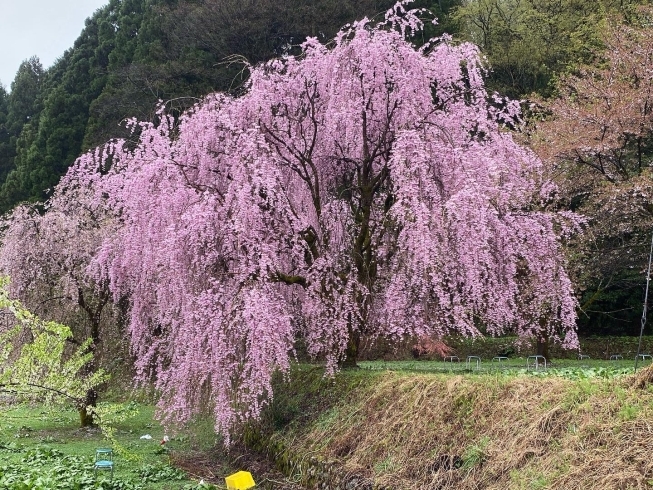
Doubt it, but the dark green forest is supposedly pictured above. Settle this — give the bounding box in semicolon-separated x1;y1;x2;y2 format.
0;0;651;337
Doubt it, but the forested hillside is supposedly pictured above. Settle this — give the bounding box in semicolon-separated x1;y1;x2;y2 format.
0;0;410;212
0;0;650;338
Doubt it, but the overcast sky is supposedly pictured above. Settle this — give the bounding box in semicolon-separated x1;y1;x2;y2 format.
0;0;109;90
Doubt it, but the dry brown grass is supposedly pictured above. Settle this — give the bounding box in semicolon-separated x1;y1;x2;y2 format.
277;370;653;489
633;363;653;390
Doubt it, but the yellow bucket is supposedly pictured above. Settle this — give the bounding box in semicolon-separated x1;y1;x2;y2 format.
225;470;256;489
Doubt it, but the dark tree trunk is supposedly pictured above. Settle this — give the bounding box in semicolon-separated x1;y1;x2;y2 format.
341;328;361;368
78;388;98;427
536;336;550;361
75;286;110;427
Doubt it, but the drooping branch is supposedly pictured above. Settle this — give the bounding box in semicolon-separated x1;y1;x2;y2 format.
48;3;579;442
271;272;307;288
0;381;82;404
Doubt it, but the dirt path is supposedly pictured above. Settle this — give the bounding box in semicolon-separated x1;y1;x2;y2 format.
172;444;307;489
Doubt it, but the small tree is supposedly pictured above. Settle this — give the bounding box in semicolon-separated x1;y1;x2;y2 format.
0;177;121;352
0;278;108;426
532;8;653;331
0;183;120;424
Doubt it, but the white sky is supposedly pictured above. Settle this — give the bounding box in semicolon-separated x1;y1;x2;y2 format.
0;0;109;90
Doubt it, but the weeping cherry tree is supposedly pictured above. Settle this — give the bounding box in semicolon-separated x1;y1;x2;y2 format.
60;2;580;440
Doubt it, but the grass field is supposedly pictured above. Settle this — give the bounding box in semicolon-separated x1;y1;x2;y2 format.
0;402;222;489
360;356;653;377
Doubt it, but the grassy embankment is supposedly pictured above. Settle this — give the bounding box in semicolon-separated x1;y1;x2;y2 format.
248;360;653;489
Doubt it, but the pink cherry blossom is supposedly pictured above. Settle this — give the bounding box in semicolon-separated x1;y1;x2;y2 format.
34;2;579;442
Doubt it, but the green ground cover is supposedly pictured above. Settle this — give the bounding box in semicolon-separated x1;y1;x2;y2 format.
0;402;220;490
3;358;653;489
360;356;652;377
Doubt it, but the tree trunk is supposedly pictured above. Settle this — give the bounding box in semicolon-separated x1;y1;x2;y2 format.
75;287;108;427
340;328;360;368
78;388;98;427
536;336;550;361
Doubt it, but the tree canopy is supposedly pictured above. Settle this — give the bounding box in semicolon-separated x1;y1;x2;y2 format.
2;0;637;213
453;0;636;97
54;4;580;440
2;0;652;441
532;7;653;334
0;277;108;424
0;0;403;213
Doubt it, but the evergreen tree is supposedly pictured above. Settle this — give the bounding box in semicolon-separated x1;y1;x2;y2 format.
0;58;44;211
0;85;12;184
6;57;44;135
85;0;401;146
0;8;113;211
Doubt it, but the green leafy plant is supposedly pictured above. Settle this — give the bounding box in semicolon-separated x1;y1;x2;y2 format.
0;277;109;426
138;463;187;483
0;443;142;490
619;404;640;421
528;367;633;380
